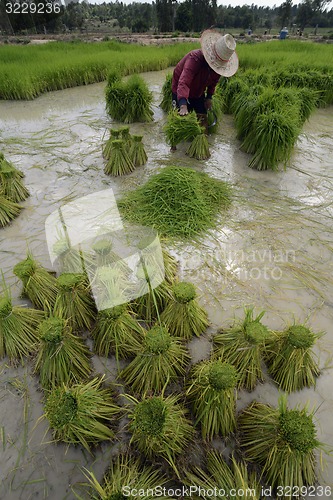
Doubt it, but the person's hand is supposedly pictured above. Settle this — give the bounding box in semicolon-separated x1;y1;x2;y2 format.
204;98;213;111
179;104;188;116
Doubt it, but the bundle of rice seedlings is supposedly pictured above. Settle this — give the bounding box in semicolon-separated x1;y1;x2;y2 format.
129;135;148;167
119;166;232;238
92;239;131;277
213;308;272;391
0;292;43;361
13;254;59;310
118;125;132;146
104;139;135;176
159;72;173;113
81;454;167;500
184;450;261;500
160;282;208;340
186;133;210;160
127;394;194;476
239;395;324;493
119;325;189;394
106;74;153;123
53;273;96;331
0;156;29;203
264;324;321;392
164;110;203;149
43;377;119;450
296;87;319;123
91;304;144;360
0;193;21;227
132;266;173;324
186;359;237;439
102;128;122;160
53;237;94;275
34;316;91;390
92;265;131;312
137;236;178;284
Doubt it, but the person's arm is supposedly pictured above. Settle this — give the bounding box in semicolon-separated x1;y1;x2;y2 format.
176;53;203;111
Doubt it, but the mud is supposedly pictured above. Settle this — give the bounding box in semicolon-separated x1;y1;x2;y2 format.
0;70;332;499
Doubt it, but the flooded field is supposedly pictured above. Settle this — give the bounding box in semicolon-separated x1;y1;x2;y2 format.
0;70;333;499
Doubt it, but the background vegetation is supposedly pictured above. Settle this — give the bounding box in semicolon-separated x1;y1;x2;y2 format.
1;0;333;37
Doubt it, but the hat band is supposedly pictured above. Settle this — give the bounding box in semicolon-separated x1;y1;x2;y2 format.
213;44;230;63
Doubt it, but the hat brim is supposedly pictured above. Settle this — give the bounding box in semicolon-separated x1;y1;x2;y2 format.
201;30;239;77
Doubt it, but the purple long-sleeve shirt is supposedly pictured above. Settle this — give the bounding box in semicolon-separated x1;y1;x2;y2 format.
172;49;221;106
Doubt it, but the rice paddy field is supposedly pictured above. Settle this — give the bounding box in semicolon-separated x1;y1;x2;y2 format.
0;40;333;499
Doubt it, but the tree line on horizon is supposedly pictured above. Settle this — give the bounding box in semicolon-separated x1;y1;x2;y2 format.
1;0;333;36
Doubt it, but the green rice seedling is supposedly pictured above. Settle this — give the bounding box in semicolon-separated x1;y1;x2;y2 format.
264;324;321;392
81;453;167;500
127;394;194;476
118;125;132;146
102;128;122;160
54;273;96;331
186;359;237;439
92;266;131;312
13;254;59;310
184;450;261;500
164;110;203;148
160;72;173;113
34;316;91;390
92;304;144;360
104;139;135;176
106;74;153;123
245;111;300;170
119;325;189;394
137;236;178;284
132;266;173;324
53;237;94;275
221;77;249;114
160;282;208;340
186;133;210;160
213;308;272;391
119;166;232;238
0;156;29;203
92;239;131;277
0;193;21;227
43;377;119;450
296;88;318;123
0;292;43;362
238;394;325;494
129;135;148;167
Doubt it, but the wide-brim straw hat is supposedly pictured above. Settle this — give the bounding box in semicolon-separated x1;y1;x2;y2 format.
201;30;239;77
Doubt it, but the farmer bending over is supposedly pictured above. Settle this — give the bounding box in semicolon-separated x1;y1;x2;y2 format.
172;29;239;131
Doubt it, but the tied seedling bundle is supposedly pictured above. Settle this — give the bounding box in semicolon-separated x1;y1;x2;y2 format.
127;394;194;477
184;450;261;500
119;166;232;239
34;316;91;390
186;133;210;161
102;128;121;160
0;153;29;203
0;192;21;228
213;308;272;391
186;359;237;439
81;454;167;500
160;72;173;113
92;304;144;360
160;282;208;340
92;239;131;277
164;110;203;149
0;292;43;362
106;74;153;123
137;236;178;284
54;273;96;331
43;377;119;450
53;237;94;275
104;139;135;176
119;325;189;394
132;264;173;324
129;135;148;167
93;266;130;312
239;395;324;493
264;324;321;392
13;254;59;310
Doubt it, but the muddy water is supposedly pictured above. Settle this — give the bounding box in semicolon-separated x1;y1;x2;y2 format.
0;70;333;499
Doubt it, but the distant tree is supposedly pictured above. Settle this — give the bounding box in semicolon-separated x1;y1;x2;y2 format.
175;0;192;31
156;0;173;31
278;0;293;28
296;0;314;29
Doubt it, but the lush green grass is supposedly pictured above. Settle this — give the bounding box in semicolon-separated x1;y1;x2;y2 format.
0;40;198;100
